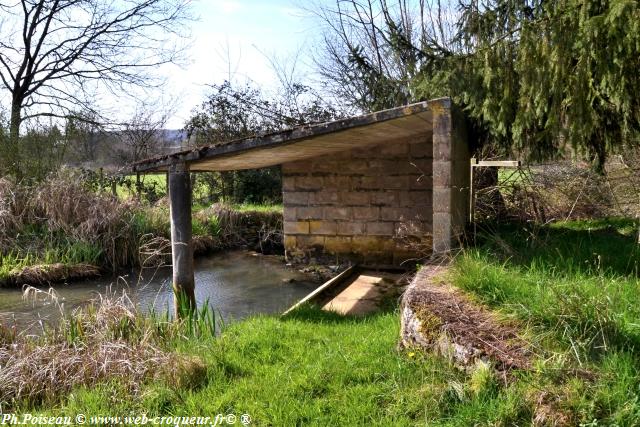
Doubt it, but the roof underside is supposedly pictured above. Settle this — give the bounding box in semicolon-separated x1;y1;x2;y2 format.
132;99;444;173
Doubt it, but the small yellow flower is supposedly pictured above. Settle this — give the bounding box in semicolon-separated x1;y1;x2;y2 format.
408;352;415;358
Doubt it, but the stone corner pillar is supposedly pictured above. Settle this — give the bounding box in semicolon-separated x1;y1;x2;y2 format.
430;98;470;253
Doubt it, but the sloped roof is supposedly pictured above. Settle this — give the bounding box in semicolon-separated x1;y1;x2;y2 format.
132;99;448;173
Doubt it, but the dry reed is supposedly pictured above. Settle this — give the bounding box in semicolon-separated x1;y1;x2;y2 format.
0;289;206;409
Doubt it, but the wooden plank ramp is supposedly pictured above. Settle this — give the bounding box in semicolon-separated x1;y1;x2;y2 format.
283;266;403;316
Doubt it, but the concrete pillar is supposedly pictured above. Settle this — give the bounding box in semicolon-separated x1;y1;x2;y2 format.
168;162;195;317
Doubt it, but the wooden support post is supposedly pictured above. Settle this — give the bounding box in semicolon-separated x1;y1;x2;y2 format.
169;162;195;317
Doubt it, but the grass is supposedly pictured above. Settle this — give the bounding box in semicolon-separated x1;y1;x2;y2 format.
0;241;103;282
230;203;283;213
1;171;282;283
449;218;640;424
6;217;640;424
14;305;540;426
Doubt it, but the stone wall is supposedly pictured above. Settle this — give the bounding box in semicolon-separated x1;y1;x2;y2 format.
282;132;433;266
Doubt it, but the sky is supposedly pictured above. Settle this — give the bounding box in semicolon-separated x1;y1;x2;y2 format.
159;0;319;128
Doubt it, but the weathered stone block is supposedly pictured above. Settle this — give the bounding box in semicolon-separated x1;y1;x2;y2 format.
370;192;398;206
433;141;452;161
433;188;451;213
284;221;309;235
309;220;338;235
339;191;369;206
433;109;452;141
400;191;432;207
409;175;431;190
283;191;309;206
323;175;351;190
324;207;351;220
379;141;409;157
337;221;366;236
367;221;395;236
352;206;379;221
380;207;424;222
338;159;368;174
432;213;453;252
380;176;408;190
352;236;392;252
311;191;339;205
324;236;352;253
367;159;405;174
283;161;311;174
354;176;380;190
395;220;431;237
295;176;322;191
284;235;297;249
432;161;451;188
409;159;433;176
351;146;376;158
297;206;323;220
409;140;433;158
282;177;296;191
284;208;297;221
296;235;325;248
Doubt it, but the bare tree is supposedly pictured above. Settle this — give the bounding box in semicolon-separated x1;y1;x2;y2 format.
65;109;104;163
117;104;170;164
0;0;190;178
310;0;460;112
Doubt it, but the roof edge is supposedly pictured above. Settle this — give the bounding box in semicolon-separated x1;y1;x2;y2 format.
132;98;449;173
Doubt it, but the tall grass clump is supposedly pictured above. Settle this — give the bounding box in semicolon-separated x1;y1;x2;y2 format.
33;169;142;270
0;169;172;278
196;203;283;252
0;288;213;409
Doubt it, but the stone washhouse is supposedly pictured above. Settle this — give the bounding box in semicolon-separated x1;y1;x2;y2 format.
132;98;471;310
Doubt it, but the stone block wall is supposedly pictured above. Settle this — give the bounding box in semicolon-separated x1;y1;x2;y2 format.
282;133;433;266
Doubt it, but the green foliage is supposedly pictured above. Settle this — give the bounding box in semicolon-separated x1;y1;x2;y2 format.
185;81;340;204
22;306;537;425
0;241;102;281
428;0;640;168
0;125;67;182
317;0;640;169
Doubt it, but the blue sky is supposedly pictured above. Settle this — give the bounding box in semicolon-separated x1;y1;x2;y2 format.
162;0;318;127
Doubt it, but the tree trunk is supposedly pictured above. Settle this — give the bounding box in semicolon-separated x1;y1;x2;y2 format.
5;100;22;180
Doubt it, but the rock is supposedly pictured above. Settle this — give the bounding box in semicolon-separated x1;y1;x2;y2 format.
400;265;531;373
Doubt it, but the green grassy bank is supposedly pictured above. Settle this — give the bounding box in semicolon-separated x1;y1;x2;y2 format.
2;218;638;425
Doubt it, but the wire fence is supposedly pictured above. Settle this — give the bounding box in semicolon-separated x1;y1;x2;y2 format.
472;158;640;224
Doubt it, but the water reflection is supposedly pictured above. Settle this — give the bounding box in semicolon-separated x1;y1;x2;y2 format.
0;252;318;330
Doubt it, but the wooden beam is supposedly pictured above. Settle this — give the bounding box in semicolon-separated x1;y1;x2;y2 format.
470;158;521;168
168;162;195;317
282;265;359;316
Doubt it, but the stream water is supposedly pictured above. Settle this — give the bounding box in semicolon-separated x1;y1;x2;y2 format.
0;251;319;331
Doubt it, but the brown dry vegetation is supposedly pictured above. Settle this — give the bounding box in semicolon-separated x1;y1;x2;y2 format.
196;203;283;253
0;290;208;409
476;155;640;223
0;169;140;269
400;265;532;374
0;169;285;286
